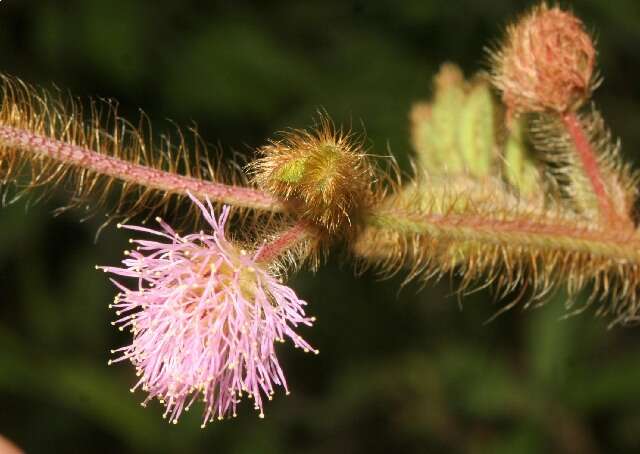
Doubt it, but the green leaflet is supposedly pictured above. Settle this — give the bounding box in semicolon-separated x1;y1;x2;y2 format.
459;83;494;177
411;64;496;177
504;118;541;197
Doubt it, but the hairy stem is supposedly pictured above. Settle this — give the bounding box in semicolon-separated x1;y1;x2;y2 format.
0;126;284;212
365;208;640;261
560;112;620;224
254;221;312;264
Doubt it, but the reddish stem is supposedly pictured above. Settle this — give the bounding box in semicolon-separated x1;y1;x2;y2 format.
0;126;284;212
560;112;618;223
254;221;311;264
370;208;640;261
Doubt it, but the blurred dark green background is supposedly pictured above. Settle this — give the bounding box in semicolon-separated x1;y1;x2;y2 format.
1;1;640;453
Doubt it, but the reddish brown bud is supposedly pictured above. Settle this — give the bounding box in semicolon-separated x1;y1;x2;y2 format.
491;3;596;116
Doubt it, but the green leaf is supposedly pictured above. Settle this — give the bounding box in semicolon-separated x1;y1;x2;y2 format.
411;65;498;177
459;83;495;177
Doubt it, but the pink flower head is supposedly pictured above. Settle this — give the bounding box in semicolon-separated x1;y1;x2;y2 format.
99;195;317;426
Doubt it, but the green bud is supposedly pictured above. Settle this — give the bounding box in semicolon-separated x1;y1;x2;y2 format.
275;157;308;183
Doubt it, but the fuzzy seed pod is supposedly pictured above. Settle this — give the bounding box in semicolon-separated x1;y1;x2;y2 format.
249;118;373;233
491;3;596;116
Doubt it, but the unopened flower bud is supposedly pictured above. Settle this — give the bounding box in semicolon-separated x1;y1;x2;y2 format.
491;3;596;116
250;117;373;233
